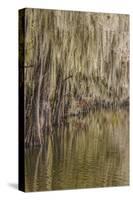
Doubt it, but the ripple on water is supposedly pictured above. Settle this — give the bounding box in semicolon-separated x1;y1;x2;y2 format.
25;109;129;192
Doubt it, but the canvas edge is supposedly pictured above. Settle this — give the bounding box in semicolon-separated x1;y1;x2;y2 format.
18;8;25;192
18;7;130;16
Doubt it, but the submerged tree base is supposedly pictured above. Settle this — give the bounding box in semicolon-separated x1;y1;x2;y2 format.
25;101;129;147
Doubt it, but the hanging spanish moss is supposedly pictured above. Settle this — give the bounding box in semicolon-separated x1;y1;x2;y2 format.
20;9;129;147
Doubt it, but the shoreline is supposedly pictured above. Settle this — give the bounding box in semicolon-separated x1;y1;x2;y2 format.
65;98;129;118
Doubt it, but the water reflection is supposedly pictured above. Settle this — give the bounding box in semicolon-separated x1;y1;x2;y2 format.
25;109;129;192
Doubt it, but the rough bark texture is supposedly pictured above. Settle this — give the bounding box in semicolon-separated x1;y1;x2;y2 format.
21;9;129;146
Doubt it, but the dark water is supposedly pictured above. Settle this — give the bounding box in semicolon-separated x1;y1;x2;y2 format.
25;109;129;192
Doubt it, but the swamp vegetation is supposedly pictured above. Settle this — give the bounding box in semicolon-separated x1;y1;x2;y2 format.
19;8;129;191
19;9;129;146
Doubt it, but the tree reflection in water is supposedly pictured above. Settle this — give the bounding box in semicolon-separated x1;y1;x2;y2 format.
25;109;129;192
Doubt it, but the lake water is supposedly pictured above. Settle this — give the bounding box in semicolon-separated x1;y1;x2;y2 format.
25;109;129;192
